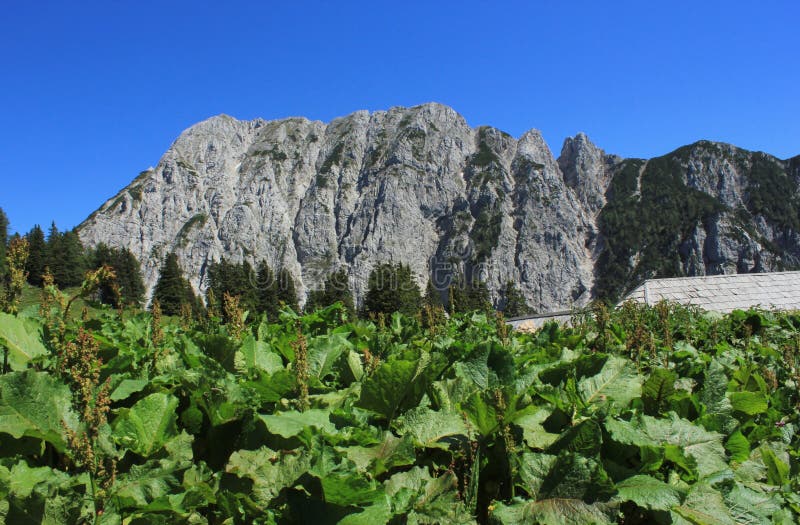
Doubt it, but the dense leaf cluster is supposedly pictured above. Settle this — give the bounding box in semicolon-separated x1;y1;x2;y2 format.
0;294;798;524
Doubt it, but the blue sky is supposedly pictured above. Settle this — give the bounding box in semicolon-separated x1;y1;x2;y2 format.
1;1;798;234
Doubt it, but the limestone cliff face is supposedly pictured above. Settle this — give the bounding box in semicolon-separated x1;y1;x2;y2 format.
77;104;800;309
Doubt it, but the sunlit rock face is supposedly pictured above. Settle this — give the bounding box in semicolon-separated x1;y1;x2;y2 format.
78;104;800;309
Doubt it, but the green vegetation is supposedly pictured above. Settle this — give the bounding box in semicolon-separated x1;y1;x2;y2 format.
470;205;503;262
743;152;800;230
305;268;355;318
500;280;529;317
1;275;800;523
176;213;208;247
151;252;199;316
595;156;724;301
361;262;421;317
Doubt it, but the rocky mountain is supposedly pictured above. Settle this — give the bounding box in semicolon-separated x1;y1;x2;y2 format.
77;103;800;311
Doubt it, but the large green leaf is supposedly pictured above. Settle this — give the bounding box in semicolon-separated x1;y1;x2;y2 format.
698;359;736;434
605;413;728;479
490;498;615;525
729;391;768;416
258;408;335;438
384;467;474;523
578;356;642;409
614;474;685;511
307;332;352;380
226;446;311;506
357;355;432;421
236;335;284;374
671;483;737;525
0;313;48;370
0;370;78;452
513;407;559;450
395;406;470;448
112;392;179;457
343;431;416;475
642;368;677;415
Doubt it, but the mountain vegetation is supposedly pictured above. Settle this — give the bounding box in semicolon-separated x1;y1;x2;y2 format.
0;266;798;523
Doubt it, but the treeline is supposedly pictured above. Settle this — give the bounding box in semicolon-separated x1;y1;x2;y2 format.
152;255;532;320
0;208;145;308
1;207;532;319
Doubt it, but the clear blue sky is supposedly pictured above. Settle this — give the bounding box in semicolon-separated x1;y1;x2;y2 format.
1;0;798;234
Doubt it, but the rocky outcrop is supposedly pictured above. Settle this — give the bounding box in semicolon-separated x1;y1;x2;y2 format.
78;104;800;309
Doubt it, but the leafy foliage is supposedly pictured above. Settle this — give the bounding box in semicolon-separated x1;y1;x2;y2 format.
0;285;799;524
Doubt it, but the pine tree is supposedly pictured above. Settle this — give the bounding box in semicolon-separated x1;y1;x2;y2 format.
306;269;354;316
255;261;280;319
115;248;145;307
501;280;529;317
152;253;194;316
46;224;87;288
0;207;8;280
276;268;299;312
25;225;47;286
206;258;258;320
363;263;421;317
423;278;443;308
90;243;118;305
448;272;492;313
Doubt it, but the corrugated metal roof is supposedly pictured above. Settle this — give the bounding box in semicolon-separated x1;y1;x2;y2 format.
623;271;800;312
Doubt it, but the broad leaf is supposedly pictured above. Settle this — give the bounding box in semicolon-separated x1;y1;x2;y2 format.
614;474;684;511
490;498;615;525
236;335;284;374
0;370;78;452
578;356;641;409
395;406;470;448
343;431;416;475
642;368;677;415
258;408;335;438
113;392;179;457
227;446;311;506
0;313;48;370
357;356;430;421
605;413;727;479
729;391;768;416
109;378;149;402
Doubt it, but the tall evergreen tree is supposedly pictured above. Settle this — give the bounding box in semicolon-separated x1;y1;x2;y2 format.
500;280;529;317
306;269;354;316
276;268;299;312
116;248;145;307
423;278;443;308
362;263;422;317
0;207;8;280
25;225;47;286
152;253;195;315
448;272;492;313
205;258;258;320
255;261;280;319
89;244;145;307
46;224;86;288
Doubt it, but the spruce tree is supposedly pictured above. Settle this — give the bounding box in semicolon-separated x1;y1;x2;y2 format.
363;263;421;317
0;207;8;280
276;268;299;312
206;258;258;319
255;261;279;319
116;248;145;307
306;269;354;316
25;225;47;286
501;280;529;317
448;272;492;313
423;278;443;308
152;253;194;315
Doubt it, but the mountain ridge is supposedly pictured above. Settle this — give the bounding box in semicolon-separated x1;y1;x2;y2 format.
77;103;800;311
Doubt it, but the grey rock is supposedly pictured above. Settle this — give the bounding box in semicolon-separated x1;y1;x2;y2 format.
78;104;800;311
